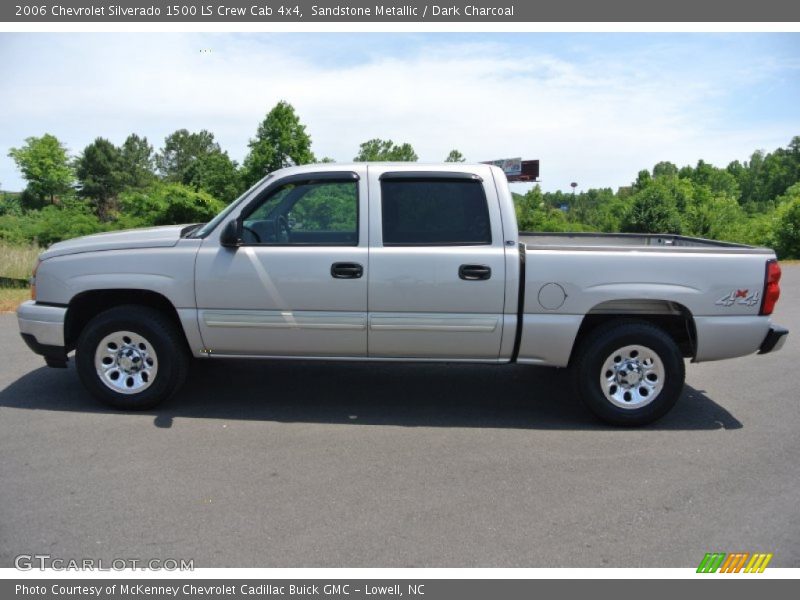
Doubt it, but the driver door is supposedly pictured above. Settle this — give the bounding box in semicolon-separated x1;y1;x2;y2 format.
194;169;369;357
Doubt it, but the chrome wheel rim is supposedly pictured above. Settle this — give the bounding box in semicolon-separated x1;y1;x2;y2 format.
600;344;664;409
94;331;158;394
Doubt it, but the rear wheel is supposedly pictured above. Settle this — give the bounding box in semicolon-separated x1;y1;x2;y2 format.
573;320;685;426
76;305;189;410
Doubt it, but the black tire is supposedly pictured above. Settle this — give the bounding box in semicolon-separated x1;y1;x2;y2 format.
76;305;189;410
572;320;685;426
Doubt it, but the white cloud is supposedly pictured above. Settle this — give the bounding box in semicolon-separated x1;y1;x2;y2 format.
0;33;797;193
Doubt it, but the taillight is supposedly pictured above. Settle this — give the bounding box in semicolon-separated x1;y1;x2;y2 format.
760;259;781;316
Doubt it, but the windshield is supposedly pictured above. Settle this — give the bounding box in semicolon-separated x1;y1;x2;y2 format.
190;175;273;238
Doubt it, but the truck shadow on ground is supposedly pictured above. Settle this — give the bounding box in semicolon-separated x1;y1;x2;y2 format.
0;358;743;431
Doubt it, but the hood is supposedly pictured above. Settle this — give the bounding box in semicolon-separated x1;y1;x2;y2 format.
40;224;189;260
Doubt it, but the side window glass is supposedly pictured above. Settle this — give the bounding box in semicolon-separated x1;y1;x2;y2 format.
381;179;491;245
242;179;358;245
289;183;357;234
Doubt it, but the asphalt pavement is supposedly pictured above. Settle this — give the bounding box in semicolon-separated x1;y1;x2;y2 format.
1;267;798;568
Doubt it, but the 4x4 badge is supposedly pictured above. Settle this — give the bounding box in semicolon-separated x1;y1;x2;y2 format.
716;289;760;307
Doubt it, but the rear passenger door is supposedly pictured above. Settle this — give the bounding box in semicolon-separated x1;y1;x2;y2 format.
367;167;507;360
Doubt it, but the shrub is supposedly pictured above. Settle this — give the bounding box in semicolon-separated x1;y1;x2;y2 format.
774;197;800;259
119;182;225;226
0;202;107;246
622;185;683;234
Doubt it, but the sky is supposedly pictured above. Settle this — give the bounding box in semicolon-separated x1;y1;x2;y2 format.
0;32;798;193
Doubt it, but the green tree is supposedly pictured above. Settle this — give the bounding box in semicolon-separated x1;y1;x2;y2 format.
633;169;652;191
684;159;740;198
445;149;466;162
763;146;799;201
514;186;544;230
185;150;242;204
514;186;577;232
567;188;622;231
0;190;23;217
75;137;125;220
773;183;800;258
684;193;745;240
652;161;679;179
542;189;569;209
354;138;418;162
119;134;156;189
774;198;800;258
622;178;683;234
729;212;776;248
156;129;220;183
8;134;74;207
727;138;800;210
289;183;357;232
242;101;315;187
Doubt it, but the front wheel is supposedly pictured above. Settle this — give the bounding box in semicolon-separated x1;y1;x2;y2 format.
573;320;685;426
76;305;189;410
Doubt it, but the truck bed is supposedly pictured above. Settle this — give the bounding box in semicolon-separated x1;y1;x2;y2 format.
520;232;772;254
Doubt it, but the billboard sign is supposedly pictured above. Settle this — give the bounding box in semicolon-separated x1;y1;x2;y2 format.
484;157;523;176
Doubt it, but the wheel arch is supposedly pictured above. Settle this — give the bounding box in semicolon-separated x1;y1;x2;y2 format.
569;299;697;365
64;289;189;352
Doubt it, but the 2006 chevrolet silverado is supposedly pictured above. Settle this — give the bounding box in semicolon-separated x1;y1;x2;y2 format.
17;163;789;425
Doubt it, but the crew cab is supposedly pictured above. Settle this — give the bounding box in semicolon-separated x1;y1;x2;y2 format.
17;163;789;425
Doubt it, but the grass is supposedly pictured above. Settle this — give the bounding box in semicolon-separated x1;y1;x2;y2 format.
0;241;40;280
0;242;39;311
0;287;29;312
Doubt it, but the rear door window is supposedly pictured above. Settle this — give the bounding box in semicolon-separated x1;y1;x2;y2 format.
380;178;491;246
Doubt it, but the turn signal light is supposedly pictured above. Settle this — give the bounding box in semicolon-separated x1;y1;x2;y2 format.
30;259;40;301
760;259;781;316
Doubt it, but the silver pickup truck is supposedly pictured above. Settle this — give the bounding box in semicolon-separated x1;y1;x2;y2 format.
17;163;788;425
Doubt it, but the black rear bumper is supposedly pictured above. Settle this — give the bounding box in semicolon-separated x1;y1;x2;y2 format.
758;326;789;355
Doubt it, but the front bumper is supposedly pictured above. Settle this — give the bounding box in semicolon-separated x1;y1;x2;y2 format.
17;300;68;367
758;325;789;355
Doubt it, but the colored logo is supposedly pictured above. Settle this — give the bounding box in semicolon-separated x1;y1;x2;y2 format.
697;552;773;573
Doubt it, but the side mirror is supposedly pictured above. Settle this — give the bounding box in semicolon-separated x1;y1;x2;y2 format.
219;219;241;248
